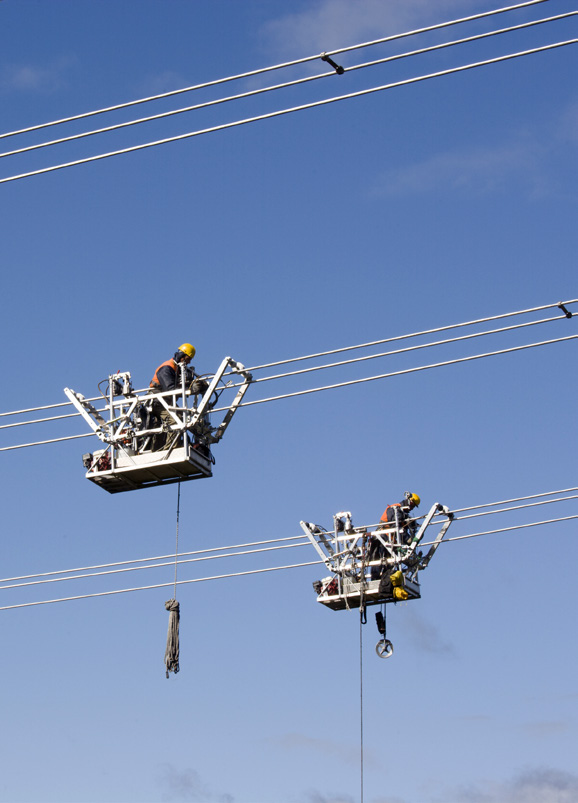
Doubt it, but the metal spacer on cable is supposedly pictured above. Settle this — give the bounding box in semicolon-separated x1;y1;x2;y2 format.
557;302;573;319
321;53;345;74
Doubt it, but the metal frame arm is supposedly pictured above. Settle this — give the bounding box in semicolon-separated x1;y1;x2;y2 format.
420;506;454;568
63;388;108;440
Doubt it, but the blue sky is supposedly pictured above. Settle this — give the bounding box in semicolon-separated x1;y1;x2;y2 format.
0;1;577;802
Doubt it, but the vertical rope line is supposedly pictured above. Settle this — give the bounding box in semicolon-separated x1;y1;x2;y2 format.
173;481;181;596
360;613;364;803
164;481;182;678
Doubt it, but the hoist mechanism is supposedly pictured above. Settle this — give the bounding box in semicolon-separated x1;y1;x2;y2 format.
64;357;252;494
301;503;454;656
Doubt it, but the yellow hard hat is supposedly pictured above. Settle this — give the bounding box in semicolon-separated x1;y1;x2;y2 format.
178;343;196;358
408;492;421;507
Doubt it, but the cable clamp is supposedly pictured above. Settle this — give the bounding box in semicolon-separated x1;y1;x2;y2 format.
557;302;573;319
321;53;345;75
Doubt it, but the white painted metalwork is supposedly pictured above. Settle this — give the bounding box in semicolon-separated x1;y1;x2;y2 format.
301;503;454;611
64;356;252;493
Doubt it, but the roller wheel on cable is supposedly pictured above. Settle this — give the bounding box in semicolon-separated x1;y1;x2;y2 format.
376;638;394;659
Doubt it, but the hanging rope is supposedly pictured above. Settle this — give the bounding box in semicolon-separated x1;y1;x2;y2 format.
359;612;364;803
164;482;181;678
164;598;180;678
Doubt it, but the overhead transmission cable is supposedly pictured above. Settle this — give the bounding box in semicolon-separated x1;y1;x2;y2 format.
0;0;554;142
1;299;575;424
226;310;574;388
0;308;569;431
0;333;575;453
1;38;576;185
1;11;573;162
0;311;575;451
1;513;575;612
1;299;573;420
242;300;577;372
0;540;309;592
224;333;578;411
0;489;575;597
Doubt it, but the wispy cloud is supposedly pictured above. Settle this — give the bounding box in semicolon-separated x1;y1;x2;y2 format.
303;791;356;803
141;69;190;96
518;719;572;738
275;731;374;768
373;137;541;197
372;110;578;201
260;0;466;58
441;767;578;803
157;763;233;803
0;56;75;94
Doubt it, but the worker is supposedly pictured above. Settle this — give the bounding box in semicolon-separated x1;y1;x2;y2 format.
380;492;420;545
149;343;203;450
150;342;197;394
367;492;421;578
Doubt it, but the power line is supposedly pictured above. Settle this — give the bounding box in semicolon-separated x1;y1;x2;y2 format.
236;311;571;388
448;486;578;515
441;514;578;544
232;334;578;410
1;39;575;185
0;560;322;611
0;533;307;584
0;302;575;448
0;0;553;142
1;332;575;452
244;300;578;373
2;12;572;162
0;540;309;592
1;512;575;612
1;489;574;596
0;308;570;433
2;299;573;421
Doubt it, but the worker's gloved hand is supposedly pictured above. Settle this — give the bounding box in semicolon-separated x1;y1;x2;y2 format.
190;378;209;395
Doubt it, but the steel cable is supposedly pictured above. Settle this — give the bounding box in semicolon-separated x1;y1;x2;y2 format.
1;300;574;421
0;491;574;595
1;39;576;185
1;511;576;612
2;12;573;162
0;0;553;142
1;332;576;450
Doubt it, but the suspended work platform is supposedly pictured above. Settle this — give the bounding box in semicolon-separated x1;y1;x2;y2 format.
82;443;214;494
64;356;252;493
301;503;454;611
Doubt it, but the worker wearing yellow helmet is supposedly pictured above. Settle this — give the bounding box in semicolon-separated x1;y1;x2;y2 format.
379;492;421;544
150;343;196;392
149;343;200;450
367;492;422;577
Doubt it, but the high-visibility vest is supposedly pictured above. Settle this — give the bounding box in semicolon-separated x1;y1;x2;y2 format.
380;503;401;523
150;359;177;389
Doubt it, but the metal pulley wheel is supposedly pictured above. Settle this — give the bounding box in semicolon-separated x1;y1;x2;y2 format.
375;638;394;659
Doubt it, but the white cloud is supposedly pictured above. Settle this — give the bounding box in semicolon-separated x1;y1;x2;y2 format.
304;792;356;803
518;719;572;737
157;763;234;803
275;731;369;768
260;0;469;58
441;767;578;803
142;69;190;96
374;137;536;196
371;131;564;199
0;57;75;94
